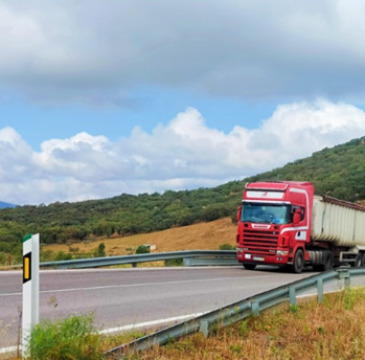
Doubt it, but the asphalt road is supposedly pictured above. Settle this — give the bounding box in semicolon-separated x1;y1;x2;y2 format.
0;265;317;348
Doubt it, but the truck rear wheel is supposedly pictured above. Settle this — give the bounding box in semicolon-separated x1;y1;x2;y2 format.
312;250;334;272
362;252;365;266
291;249;304;273
243;264;256;270
322;251;334;271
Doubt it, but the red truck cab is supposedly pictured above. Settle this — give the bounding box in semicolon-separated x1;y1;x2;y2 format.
236;181;314;273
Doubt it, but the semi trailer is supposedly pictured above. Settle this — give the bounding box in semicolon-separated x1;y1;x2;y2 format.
236;181;365;273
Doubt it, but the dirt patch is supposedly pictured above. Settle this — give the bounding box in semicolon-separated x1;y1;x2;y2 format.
44;218;237;255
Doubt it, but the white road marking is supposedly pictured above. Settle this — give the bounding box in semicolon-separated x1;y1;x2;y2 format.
0;274;282;297
0;346;19;355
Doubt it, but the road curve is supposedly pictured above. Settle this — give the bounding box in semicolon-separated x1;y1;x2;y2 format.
0;266;313;348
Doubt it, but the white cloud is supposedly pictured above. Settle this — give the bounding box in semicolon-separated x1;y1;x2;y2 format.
0;100;364;204
0;1;365;104
0;127;37;181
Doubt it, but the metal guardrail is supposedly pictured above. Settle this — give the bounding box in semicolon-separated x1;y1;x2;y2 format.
106;267;365;358
40;250;238;269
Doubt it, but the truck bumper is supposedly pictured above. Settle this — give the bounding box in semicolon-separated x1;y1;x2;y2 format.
236;248;290;265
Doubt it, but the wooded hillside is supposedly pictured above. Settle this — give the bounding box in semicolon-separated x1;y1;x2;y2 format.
1;135;364;262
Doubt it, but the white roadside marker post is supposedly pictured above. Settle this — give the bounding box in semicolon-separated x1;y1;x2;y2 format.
22;233;40;358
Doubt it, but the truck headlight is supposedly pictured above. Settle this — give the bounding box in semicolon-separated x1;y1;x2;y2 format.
276;250;289;256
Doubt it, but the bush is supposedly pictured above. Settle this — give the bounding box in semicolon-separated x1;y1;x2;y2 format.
219;243;235;250
54;251;72;261
231;210;238;225
0;251;7;266
94;242;106;257
136;245;150;254
29;314;103;360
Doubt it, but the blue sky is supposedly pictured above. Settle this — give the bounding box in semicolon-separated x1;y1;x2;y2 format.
1;1;365;205
0;88;277;150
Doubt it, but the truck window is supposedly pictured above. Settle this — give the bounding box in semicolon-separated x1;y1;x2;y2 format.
241;203;290;224
290;206;305;222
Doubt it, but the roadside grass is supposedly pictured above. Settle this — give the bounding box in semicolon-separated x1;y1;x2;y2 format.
110;260;183;268
1;319;148;360
6;288;365;360
120;287;365;360
27;315;101;360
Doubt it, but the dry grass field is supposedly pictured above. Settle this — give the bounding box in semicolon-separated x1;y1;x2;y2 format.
43;217;237;256
128;288;365;360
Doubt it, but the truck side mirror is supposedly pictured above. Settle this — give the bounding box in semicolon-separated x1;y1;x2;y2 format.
236;206;242;222
293;208;301;225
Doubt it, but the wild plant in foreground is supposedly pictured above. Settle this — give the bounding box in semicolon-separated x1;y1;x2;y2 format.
28;314;103;360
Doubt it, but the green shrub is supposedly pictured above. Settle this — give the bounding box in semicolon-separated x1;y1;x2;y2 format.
94;242;106;257
54;251;72;261
0;251;7;266
29;314;103;360
136;245;150;254
219;243;235;250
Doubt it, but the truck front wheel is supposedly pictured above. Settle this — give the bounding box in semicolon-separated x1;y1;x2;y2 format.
291;249;304;273
243;264;256;270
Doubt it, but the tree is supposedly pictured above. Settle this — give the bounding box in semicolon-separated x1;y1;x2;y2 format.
95;242;106;257
136;245;150;254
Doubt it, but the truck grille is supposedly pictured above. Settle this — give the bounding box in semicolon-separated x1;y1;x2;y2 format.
243;229;279;254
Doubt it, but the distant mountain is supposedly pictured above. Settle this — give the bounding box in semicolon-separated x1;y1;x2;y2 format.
0;201;16;209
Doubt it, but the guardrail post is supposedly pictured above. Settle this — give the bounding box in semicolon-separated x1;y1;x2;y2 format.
183;258;192;266
289;286;296;305
317;277;323;303
344;274;350;288
251;301;260;316
199;320;209;337
337;268;351;289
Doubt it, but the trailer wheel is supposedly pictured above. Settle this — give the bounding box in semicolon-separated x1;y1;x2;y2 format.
362;252;365;266
243;264;256;270
291;249;304;273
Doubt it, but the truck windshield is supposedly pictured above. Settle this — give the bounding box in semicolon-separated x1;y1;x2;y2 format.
241;203;290;224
